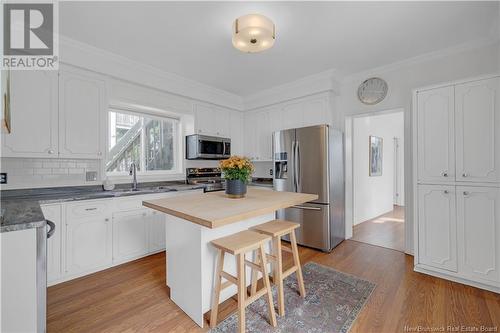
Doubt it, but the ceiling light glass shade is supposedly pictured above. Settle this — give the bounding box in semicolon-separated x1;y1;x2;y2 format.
232;14;275;53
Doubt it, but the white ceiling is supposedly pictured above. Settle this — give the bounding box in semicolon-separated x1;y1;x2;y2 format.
60;1;499;96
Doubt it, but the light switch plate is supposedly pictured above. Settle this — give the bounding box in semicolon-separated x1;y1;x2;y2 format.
0;173;7;184
86;171;98;182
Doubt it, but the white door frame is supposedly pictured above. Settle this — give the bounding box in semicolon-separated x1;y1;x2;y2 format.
344;108;411;254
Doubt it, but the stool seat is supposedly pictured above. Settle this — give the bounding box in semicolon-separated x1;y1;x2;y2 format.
211;230;271;255
250;219;299;237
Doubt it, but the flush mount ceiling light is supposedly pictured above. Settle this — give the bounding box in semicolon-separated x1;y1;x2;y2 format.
232;14;275;53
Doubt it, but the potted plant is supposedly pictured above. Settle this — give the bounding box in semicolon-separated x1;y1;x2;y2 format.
219;156;254;198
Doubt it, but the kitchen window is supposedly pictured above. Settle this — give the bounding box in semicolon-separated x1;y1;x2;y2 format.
106;109;181;175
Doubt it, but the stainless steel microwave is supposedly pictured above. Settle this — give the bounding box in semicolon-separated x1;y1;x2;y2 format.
185;134;231;160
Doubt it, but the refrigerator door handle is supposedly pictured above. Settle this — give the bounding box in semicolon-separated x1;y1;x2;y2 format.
292;140;297;192
296;141;301;192
291;205;322;211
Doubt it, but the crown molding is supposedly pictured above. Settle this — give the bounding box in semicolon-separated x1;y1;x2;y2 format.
59;35;244;111
243;69;340;111
341;35;500;83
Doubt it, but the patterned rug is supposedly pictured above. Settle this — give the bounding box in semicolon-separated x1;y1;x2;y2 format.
210;262;376;333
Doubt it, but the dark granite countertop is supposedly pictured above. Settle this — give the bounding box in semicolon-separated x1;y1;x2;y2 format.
0;181;205;233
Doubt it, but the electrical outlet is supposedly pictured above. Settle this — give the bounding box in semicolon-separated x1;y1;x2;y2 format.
269;169;273;176
86;171;98;182
0;173;7;184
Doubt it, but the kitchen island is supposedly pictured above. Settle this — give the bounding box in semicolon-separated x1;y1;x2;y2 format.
142;188;317;327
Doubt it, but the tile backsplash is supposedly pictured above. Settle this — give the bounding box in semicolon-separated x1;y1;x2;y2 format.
0;158;101;189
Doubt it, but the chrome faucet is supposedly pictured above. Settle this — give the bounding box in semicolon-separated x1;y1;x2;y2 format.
129;163;138;191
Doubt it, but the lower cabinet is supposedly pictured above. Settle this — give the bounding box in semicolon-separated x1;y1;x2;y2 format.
112;209;150;262
417;184;500;290
148;211;166;252
417;184;457;272
65;213;113;276
457;186;500;284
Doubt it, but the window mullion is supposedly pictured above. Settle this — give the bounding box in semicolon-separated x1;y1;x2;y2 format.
140;118;146;172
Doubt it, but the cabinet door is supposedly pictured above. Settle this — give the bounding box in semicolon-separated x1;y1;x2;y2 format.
2;71;58;157
417;86;455;183
457;186;500;284
148;211;166;252
303;96;328;127
59;67;106;159
41;204;62;284
215;107;231;137
282;101;303;130
194;103;216;135
230;111;243;156
66;215;112;275
455;77;500;183
112;210;149;262
243;112;258;159
256;110;272;160
418;185;457;272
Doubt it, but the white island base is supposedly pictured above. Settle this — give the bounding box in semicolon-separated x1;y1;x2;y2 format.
164;212;275;327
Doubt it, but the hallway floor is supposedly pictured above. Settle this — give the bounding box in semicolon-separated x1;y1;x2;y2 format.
351;205;405;252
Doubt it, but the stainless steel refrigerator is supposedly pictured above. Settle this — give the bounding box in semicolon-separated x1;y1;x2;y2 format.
273;124;345;252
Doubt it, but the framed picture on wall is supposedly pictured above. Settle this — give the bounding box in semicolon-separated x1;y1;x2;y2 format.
369;135;382;176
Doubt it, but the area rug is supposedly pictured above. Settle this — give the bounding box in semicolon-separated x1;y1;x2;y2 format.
210;262;376;333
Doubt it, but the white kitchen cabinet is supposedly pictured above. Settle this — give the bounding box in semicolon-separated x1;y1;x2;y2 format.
302;96;329;127
148;210;166;252
243;111;259;160
112;209;150;262
281;101;304;130
194;103;231;138
229;111;244;155
256;110;272;160
2;71;59;158
417;185;457;272
65;200;112;276
417;86;455;183
455;77;500;184
40;204;62;284
59;66;106;159
457;186;500;285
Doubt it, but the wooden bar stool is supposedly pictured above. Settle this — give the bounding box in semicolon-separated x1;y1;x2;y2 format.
250;219;306;316
210;230;277;333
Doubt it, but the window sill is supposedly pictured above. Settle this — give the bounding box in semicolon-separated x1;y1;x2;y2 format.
106;172;185;184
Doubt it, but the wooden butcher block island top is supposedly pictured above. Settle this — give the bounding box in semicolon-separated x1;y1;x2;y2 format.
142;188;318;229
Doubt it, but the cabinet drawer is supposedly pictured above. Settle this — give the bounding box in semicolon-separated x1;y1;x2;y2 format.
66;200;111;219
114;193;175;211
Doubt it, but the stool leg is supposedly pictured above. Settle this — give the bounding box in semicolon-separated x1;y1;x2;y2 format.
210;249;225;328
274;237;285;316
250;250;259;296
290;231;306;297
259;245;277;327
236;253;246;333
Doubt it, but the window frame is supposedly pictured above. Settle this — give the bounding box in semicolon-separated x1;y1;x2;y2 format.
105;106;183;180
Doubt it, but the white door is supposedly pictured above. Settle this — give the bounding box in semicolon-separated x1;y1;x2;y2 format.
112;210;149;262
59;67;106;159
66;215;112;275
148;211;166;252
40;204;62;284
2;71;58;157
457;186;500;284
455;77;500;183
417;86;455;183
418;184;457;272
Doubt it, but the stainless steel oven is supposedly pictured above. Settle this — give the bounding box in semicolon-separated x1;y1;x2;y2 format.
186;134;231;160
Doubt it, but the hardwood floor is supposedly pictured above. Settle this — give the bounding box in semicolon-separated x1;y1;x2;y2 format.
47;240;500;333
351;206;405;252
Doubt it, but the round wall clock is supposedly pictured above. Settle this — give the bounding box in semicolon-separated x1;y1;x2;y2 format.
357;77;388;105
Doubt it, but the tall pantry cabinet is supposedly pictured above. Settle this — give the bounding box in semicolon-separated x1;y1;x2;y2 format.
414;75;500;292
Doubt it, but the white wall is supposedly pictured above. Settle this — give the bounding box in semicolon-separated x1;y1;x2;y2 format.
342;40;500;252
353;112;404;225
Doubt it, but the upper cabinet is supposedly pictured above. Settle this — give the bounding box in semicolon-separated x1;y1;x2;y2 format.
417;86;455;183
59;67;107;159
194;103;231;138
243;93;332;161
1;66;107;160
455;78;500;183
417;76;500;185
2;71;59;158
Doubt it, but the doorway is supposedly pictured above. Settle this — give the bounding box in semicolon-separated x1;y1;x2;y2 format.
345;109;406;252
